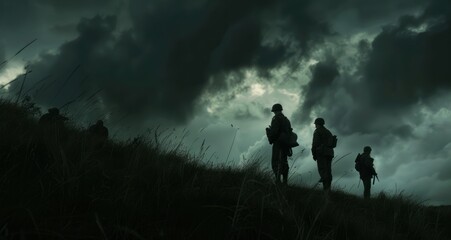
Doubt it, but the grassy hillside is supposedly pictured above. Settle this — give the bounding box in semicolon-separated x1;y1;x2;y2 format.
0;99;450;240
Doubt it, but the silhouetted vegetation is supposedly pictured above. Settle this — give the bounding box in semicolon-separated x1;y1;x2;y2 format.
0;99;450;239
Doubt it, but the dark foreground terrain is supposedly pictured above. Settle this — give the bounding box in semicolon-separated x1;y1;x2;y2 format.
0;100;450;240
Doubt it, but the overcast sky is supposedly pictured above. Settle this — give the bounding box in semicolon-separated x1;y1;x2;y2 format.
1;0;450;205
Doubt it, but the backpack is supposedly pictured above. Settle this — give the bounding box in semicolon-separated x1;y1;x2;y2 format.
329;134;337;148
355;153;362;172
280;130;300;148
280;117;299;148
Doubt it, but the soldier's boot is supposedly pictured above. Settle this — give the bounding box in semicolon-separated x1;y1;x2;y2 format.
363;179;371;199
323;181;331;201
323;180;331;191
364;190;370;199
282;173;288;185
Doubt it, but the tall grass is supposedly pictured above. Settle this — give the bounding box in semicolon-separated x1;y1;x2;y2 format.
0;99;449;240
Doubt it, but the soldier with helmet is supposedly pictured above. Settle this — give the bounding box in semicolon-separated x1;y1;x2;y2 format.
311;117;335;193
355;146;377;199
39;107;68;127
38;107;69;147
88;120;109;149
266;103;292;185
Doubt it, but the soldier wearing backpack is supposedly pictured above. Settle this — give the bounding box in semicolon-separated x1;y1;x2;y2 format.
266;103;294;185
355;146;377;199
88;120;109;149
311;118;336;193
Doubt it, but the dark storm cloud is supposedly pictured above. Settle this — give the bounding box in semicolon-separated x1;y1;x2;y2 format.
294;59;339;124
341;0;427;21
208;19;291;78
7;0;439;127
391;125;414;139
8;0;343;124
254;43;290;72
0;45;5;68
278;1;332;53
9;15;116;108
366;0;451;103
160;0;273;120
209;19;263;72
50;23;79;35
0;0;40;45
0;0;36;28
9;0;278;121
35;0;117;10
295;0;451;138
365;19;451;110
341;0;451;135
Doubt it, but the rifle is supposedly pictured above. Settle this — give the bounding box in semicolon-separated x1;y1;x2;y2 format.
372;173;379;185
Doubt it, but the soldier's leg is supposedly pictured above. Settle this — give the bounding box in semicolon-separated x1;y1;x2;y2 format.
324;156;333;190
272;144;281;183
363;177;371;199
316;156;328;189
281;149;289;184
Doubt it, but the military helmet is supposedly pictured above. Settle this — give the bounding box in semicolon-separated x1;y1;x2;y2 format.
364;146;372;153
97;120;104;125
271;103;283;112
314;117;325;125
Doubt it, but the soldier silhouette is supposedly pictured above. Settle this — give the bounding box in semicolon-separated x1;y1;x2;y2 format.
266;103;292;185
39;107;68;127
88;120;109;148
355;146;377;199
38;107;69;149
311;118;335;194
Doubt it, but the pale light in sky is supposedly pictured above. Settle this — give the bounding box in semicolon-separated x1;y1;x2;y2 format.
250;83;266;96
0;63;25;89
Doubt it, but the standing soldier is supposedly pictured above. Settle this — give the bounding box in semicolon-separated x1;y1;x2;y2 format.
355;146;377;199
39;107;68;127
266;103;292;185
38;107;69;141
311;118;335;193
88;120;109;149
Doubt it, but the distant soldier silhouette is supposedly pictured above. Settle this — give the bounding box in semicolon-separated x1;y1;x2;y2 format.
355;146;377;199
39;107;68;127
88;120;109;149
311;118;335;193
38;107;69;148
266;103;292;185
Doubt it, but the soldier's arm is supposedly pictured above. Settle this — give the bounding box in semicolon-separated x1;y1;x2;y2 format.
312;130;321;149
311;130;320;158
269;117;281;142
372;158;377;175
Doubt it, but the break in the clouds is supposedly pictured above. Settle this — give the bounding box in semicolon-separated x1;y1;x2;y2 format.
1;0;451;205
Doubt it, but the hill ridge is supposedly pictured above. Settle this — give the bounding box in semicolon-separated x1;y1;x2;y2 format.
0;99;450;240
